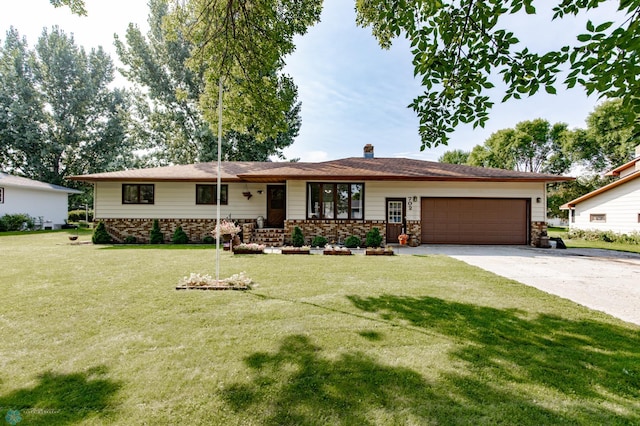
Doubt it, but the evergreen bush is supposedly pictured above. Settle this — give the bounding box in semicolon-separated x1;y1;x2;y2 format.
91;221;112;244
202;235;215;244
172;226;189;244
292;226;305;247
124;235;137;244
150;219;164;244
365;227;383;248
344;235;362;248
311;235;328;247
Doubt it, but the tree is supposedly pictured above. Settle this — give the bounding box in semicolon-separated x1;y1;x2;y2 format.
438;149;470;165
467;119;571;174
115;0;301;165
0;27;133;188
49;0;87;15
169;0;322;140
567;99;637;173
355;0;640;149
547;175;612;219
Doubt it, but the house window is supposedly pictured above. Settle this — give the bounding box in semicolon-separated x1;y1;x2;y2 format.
590;214;606;223
122;184;154;204
196;184;228;205
0;187;4;204
571;209;575;223
307;183;364;220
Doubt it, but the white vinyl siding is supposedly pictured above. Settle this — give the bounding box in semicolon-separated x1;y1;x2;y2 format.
286;181;306;220
571;177;640;234
94;182;268;219
285;180;546;222
0;186;71;227
363;181;546;222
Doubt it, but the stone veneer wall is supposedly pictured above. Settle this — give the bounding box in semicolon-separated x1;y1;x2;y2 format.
405;220;421;245
530;221;549;248
284;220;387;246
100;218;254;243
99;217;543;246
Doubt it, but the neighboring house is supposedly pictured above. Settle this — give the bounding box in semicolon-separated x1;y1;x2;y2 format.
69;145;571;246
562;146;640;234
0;172;82;229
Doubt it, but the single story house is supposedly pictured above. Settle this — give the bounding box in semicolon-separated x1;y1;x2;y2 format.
0;172;82;229
562;145;640;234
69;145;571;246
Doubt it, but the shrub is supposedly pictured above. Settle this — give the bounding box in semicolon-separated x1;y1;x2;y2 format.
172;225;189;244
150;219;164;244
124;235;137;244
568;229;640;245
0;214;35;231
202;235;215;244
91;221;111;244
365;227;383;248
311;235;328;247
68;209;94;222
344;235;362;248
292;226;305;247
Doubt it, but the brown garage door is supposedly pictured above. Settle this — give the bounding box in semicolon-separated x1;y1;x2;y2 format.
421;198;529;244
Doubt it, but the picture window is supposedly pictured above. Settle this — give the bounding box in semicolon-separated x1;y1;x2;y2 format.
196;184;228;205
122;184;154;204
307;183;363;220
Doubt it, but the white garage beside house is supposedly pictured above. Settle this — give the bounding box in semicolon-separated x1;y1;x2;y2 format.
562;146;640;234
69;145;571;246
0;172;82;229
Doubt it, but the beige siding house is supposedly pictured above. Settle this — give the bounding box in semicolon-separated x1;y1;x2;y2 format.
562;146;640;234
70;145;570;246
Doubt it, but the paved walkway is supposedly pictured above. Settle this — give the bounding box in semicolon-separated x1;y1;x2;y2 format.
394;245;640;326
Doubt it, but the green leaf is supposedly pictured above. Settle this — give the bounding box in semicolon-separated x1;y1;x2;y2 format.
545;85;557;94
595;21;614;32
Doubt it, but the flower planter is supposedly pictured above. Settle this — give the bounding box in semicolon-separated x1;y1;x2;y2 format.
281;248;310;255
233;250;264;255
323;250;352;255
365;249;394;256
176;284;250;291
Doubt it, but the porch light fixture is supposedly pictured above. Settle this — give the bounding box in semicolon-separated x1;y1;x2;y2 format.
536;197;541;203
257;190;263;195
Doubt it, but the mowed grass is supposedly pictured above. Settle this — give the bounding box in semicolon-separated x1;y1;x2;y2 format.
548;227;640;254
0;232;639;425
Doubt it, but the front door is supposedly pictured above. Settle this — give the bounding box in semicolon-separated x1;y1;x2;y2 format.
386;198;405;243
266;185;286;228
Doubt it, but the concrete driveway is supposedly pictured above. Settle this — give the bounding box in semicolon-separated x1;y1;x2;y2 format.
397;245;640;326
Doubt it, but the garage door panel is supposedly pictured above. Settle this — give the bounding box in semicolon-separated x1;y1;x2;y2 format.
421;198;528;245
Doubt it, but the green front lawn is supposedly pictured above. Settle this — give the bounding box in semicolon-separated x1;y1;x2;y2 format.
548;227;640;254
1;233;638;425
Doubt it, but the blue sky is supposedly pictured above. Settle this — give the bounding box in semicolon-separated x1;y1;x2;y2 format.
1;0;623;162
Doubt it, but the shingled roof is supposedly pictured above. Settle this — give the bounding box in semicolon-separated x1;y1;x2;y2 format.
68;158;572;183
1;172;82;193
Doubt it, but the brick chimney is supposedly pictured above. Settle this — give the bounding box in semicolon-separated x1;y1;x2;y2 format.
363;144;374;158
